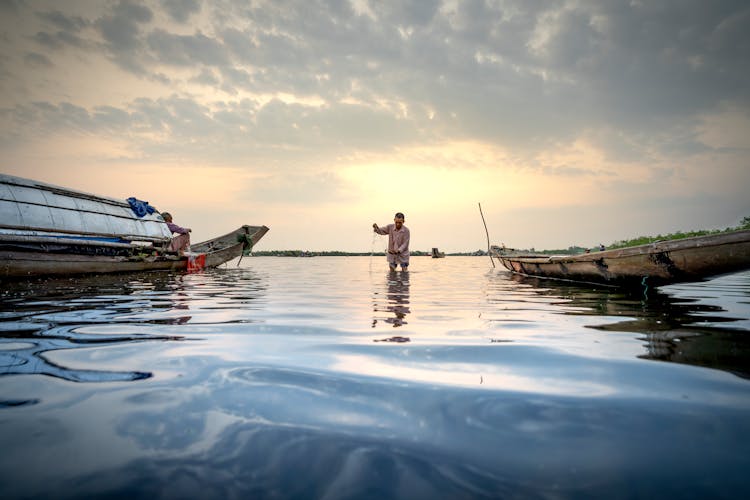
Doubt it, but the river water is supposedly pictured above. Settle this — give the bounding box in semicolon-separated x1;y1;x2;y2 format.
1;256;749;499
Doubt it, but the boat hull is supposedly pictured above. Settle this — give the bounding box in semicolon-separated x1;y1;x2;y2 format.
494;230;750;287
0;225;269;278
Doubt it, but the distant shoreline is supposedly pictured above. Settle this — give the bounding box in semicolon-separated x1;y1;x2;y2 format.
250;250;489;257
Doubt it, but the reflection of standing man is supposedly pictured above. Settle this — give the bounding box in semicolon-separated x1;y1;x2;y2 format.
372;270;411;328
373;212;410;271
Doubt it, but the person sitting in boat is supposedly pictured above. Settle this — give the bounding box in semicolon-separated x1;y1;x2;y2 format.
373;212;410;271
161;212;191;256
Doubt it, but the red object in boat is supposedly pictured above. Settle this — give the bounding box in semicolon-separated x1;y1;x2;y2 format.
187;253;206;272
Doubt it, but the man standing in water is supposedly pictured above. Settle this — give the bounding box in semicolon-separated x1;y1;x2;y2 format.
373;212;410;271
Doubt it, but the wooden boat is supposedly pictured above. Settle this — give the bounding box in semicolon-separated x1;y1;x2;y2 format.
491;230;750;287
0;174;269;277
431;247;445;258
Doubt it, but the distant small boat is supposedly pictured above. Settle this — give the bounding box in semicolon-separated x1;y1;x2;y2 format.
491;230;750;287
0;174;269;277
431;247;445;258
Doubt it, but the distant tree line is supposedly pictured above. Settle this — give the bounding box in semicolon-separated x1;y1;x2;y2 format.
250;249;490;257
250;250;378;257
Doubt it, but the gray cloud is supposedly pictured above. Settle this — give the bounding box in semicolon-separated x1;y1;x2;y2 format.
3;0;750;169
554;1;750;118
36;9;88;32
31;29;87;50
2;89;416;169
95;0;154;73
190;68;220;86
147;28;229;66
24;52;53;68
98;1;152;50
0;0;22;15
373;0;442;26
162;0;201;24
539;164;609;178
92;105;134;130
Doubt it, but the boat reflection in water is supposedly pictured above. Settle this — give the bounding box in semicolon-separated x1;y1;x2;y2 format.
1;266;270;382
505;272;750;379
0;273;193;385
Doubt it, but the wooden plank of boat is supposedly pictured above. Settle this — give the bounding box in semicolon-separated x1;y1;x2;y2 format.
492;229;750;287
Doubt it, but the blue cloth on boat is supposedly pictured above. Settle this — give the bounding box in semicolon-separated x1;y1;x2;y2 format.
127;197;156;218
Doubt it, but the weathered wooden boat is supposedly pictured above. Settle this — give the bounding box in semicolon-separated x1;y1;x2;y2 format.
491;229;750;287
0;174;269;277
431;247;445;258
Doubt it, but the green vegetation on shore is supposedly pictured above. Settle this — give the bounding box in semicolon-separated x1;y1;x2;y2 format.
606;216;750;250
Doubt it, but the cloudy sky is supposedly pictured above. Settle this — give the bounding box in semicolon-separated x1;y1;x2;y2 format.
1;0;749;252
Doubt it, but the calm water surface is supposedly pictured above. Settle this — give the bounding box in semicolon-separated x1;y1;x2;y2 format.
1;256;749;499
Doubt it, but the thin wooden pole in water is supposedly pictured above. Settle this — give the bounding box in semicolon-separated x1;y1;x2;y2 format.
478;202;495;268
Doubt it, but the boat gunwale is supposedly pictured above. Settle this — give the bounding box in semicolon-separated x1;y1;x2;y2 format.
191;225;269;250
